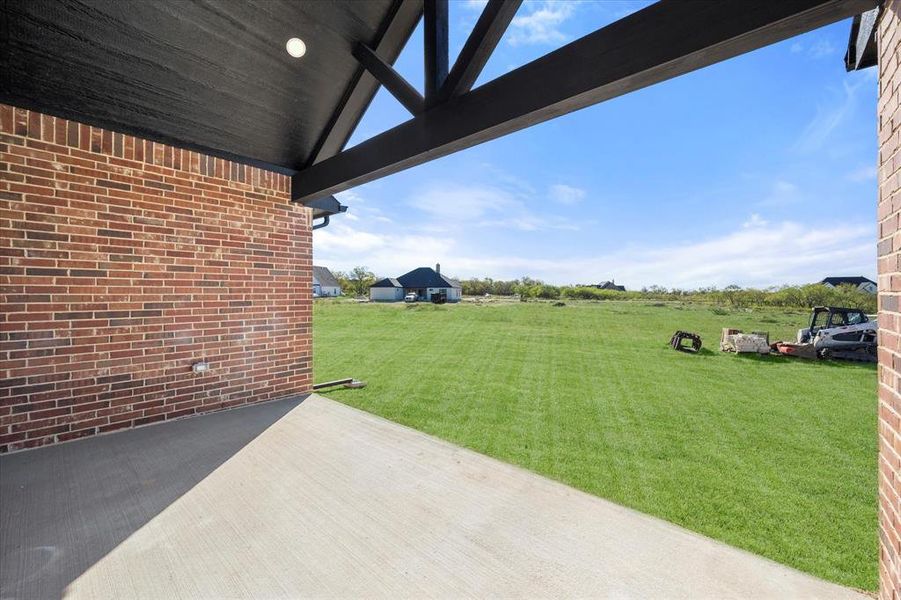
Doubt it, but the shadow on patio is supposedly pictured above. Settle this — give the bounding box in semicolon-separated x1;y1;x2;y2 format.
0;396;304;599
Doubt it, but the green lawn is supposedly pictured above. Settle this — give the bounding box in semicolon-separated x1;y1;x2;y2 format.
313;299;878;590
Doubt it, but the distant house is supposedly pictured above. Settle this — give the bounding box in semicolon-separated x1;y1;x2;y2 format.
370;264;462;302
370;278;405;301
595;280;626;292
819;276;877;294
313;266;342;297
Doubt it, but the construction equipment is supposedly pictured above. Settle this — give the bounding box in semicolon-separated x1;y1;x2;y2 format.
772;341;819;360
774;306;876;362
670;331;702;353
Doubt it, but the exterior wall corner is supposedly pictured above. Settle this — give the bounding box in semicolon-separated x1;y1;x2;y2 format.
877;3;901;597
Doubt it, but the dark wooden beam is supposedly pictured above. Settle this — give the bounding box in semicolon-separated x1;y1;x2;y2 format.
423;0;449;105
353;44;424;115
293;0;877;203
437;0;523;103
304;0;423;167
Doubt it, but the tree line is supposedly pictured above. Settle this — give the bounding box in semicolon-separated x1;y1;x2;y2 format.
331;267;377;297
329;267;877;313
461;278;876;312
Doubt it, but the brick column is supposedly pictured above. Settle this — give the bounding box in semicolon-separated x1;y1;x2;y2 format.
878;3;901;598
0;105;313;453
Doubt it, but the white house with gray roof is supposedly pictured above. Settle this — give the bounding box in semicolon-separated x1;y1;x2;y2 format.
313;266;342;297
370;264;461;302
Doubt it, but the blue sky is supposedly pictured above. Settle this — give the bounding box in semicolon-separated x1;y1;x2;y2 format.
313;0;878;289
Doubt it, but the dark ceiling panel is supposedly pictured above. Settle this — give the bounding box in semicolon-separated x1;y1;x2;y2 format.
0;0;407;172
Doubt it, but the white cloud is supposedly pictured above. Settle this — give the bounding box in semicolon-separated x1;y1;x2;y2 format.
755;180;803;208
549;184;586;205
409;182;580;232
774;181;797;194
313;220;454;277
480;164;537;195
477;215;579;232
411;184;518;221
794;79;865;153
315;218;874;289
508;1;576;47
789;38;836;59
447;221;873;288
847;165;877;182
313;221;384;254
807;39;836;59
336;189;398;224
336;190;364;204
742;214;768;229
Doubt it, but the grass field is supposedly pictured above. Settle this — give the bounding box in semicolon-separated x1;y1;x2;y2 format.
313;299;878;590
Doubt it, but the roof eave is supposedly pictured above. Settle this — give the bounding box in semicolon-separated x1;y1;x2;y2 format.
845;6;880;71
307;195;348;219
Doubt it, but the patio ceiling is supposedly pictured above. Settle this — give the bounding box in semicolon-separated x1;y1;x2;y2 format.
1;0;879;204
0;0;421;173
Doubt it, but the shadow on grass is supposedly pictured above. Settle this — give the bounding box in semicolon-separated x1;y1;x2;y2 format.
664;347;717;357
732;352;876;370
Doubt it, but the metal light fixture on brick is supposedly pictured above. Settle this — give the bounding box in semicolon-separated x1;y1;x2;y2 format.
286;38;306;58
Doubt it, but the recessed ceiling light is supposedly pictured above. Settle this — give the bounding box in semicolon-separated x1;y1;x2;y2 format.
286;37;306;58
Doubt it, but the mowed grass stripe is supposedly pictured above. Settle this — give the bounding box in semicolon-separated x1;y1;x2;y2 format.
314;300;877;590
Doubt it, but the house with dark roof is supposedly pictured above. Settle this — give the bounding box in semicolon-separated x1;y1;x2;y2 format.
819;276;876;294
595;280;626;292
313;266;342;297
370;264;462;302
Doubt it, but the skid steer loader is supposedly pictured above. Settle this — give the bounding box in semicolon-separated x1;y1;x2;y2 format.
774;306;877;362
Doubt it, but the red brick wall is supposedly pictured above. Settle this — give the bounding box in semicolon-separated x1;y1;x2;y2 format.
0;105;312;453
879;3;901;598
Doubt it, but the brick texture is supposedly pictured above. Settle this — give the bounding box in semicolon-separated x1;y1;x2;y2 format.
879;3;901;599
0;104;312;453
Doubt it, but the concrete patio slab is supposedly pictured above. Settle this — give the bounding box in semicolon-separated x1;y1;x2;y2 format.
1;394;866;599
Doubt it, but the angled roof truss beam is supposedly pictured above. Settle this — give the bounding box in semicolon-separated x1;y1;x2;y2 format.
304;0;424;168
353;43;425;115
437;0;523;103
